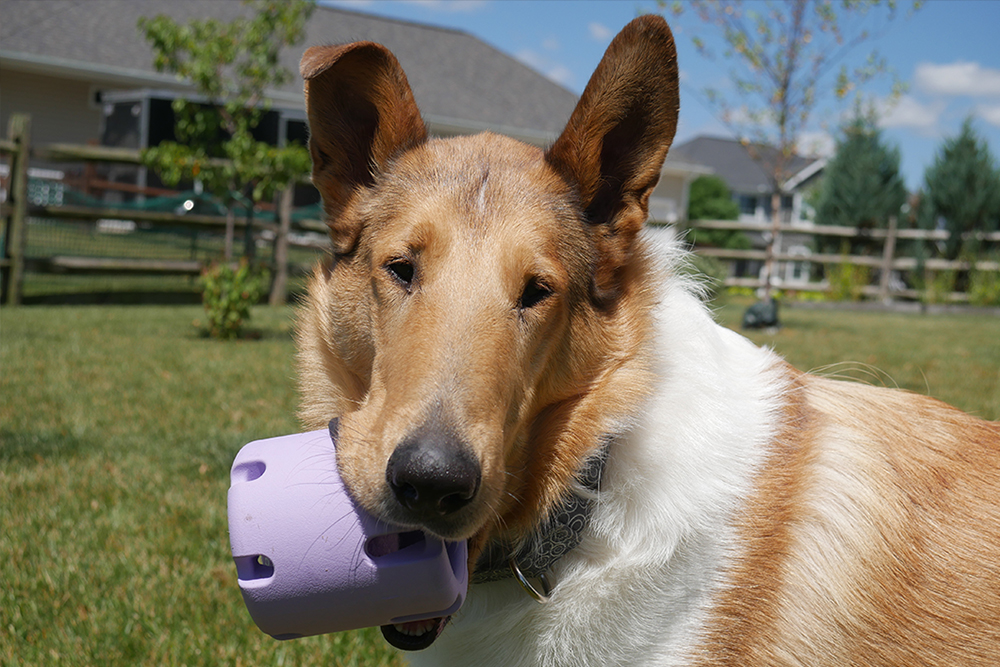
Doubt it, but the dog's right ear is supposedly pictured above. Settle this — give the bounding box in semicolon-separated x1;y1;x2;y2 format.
301;43;427;254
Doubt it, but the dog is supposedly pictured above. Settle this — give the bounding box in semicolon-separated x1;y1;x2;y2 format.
295;15;1000;666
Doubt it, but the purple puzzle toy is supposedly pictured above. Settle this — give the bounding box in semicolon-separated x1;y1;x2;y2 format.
227;423;468;640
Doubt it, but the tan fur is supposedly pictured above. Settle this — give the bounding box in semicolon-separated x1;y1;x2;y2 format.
697;369;1000;665
297;17;675;558
295;14;1000;664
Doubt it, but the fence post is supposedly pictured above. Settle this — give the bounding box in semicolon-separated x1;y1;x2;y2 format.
878;215;898;303
2;114;31;306
269;183;294;306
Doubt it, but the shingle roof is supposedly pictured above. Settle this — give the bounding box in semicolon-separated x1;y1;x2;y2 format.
0;0;579;139
670;135;821;193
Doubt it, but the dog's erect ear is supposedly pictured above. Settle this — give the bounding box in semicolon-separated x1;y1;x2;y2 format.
546;15;679;299
301;42;427;254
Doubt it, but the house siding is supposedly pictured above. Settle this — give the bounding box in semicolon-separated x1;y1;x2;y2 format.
0;68;102;146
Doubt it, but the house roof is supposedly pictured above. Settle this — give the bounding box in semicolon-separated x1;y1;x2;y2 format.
0;0;579;142
670;135;823;193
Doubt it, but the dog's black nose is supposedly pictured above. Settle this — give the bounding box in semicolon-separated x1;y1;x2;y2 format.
386;431;480;518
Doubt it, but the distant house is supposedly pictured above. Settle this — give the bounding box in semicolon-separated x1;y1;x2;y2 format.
671;136;826;225
0;0;705;222
671;135;827;284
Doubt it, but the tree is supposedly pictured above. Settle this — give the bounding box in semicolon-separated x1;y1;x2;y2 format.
664;0;917;299
814;104;907;255
138;0;314;260
686;175;750;250
921;117;1000;260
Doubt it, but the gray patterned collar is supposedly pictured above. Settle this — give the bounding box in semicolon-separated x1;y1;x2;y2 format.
471;440;610;589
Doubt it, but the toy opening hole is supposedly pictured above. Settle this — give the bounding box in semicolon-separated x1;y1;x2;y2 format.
231;460;266;484
445;540;464;579
365;531;425;559
235;554;274;581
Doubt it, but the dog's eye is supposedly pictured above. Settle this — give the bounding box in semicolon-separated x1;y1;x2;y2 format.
519;278;552;310
385;259;415;288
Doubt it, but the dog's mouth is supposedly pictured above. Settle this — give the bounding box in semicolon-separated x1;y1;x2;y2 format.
380;615;450;651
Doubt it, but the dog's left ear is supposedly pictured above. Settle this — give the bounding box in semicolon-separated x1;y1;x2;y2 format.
546;15;679;300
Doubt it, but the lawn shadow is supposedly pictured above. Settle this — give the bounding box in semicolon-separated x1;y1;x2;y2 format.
0;428;92;463
22;291;202;306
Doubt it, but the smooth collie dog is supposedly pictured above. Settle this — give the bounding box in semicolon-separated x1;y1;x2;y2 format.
295;15;1000;666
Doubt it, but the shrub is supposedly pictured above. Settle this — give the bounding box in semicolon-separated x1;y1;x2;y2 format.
686;175;750;250
826;261;871;302
921;269;958;305
199;260;270;339
968;263;1000;307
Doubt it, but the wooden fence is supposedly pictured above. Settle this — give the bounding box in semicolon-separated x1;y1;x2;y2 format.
1;113;326;306
3;112;999;306
679;217;1000;303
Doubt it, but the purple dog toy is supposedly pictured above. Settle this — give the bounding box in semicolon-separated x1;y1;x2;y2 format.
227;422;468;640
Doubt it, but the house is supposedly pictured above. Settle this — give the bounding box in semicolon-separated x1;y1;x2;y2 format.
670;135;826;225
671;135;827;284
0;0;706;223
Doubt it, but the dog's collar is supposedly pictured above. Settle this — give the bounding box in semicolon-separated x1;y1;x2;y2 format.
471;439;610;592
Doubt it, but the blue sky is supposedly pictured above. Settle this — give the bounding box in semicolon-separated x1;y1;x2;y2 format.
321;0;1000;192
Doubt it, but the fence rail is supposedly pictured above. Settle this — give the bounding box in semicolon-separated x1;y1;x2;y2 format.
679;216;1000;303
4;113;998;306
1;113;325;306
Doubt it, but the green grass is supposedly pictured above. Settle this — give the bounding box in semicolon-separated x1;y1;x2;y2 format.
714;298;1000;420
2;301;997;665
1;306;404;666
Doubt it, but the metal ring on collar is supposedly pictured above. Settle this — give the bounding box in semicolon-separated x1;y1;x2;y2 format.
509;559;553;603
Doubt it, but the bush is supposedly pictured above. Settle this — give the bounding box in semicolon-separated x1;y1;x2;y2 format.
921;269;958;305
199;260;271;339
968;263;1000;307
686;175;750;250
826;260;871;302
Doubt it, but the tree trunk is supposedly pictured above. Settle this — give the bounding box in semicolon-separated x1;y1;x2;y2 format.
224;208;235;262
762;190;782;300
268;184;293;306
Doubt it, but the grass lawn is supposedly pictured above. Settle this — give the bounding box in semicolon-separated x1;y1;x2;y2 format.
2;299;997;665
714;297;1000;421
1;305;403;666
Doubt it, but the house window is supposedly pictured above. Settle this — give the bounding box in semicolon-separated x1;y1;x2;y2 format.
785;244;811;283
738;194;757;216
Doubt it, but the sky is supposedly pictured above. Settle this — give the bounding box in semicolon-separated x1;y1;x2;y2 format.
320;0;1000;192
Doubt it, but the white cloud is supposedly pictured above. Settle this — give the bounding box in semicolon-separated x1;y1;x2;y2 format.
515;49;574;88
546;64;575;87
976;104;1000;128
797;131;835;158
915;61;1000;97
400;0;489;12
589;22;612;42
323;0;375;6
877;95;945;132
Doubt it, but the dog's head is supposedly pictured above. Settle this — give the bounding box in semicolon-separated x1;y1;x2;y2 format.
298;12;677;580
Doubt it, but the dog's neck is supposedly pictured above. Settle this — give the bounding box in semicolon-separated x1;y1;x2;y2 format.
471;439;611;585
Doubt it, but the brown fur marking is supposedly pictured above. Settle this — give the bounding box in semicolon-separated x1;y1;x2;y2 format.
696;371;1000;665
